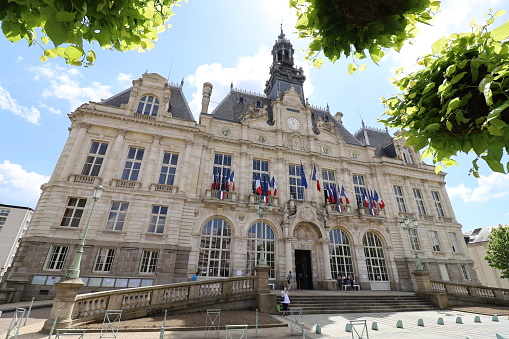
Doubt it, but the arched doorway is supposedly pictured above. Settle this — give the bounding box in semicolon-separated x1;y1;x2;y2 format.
362;231;390;290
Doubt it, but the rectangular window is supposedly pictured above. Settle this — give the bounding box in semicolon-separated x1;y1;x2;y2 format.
105;202;129;231
0;217;6;226
140;250;159;273
121;147;145;181
413;188;426;215
0;209;10;216
213;153;232;190
407;228;421;251
322;169;336;202
429;231;441;252
81;141;108;176
289;164;305;200
44;246;69;270
352;174;367;207
252;159;270;193
448;232;461;253
460;265;470;280
432;191;445;217
158;152;179;185
402;148;414;164
148;205;167;234
393;186;407;213
60;198;87;227
93;248;116;272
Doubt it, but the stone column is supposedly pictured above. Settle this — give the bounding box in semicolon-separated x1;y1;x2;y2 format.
321;240;336;290
255;265;275;314
141;134;162;189
421;179;434;216
42;277;84;333
102;128;127;185
403;176;416;215
60;122;90;180
285;239;292;282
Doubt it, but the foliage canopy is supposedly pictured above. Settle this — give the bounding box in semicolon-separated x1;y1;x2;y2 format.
0;0;182;66
381;11;509;176
485;225;509;279
291;0;440;71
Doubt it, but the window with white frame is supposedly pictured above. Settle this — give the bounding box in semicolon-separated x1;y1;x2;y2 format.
402;148;415;164
429;230;442;252
322;169;336;201
329;229;354;280
213;153;232;191
353;174;367;207
247;222;275;278
252;159;270;194
432;191;445;217
136;95;160;116
198;219;231;277
148;205;167;234
60;198;87;227
139;250;159;273
413;188;426;215
0;217;6;226
448;232;461;253
81;141;108;177
393;186;407;213
105;202;129;231
289;164;305;200
121;147;145;181
407;228;421;251
44;246;69;270
158;152;179;185
460;264;470;280
93;248;116;272
363;232;389;281
0;209;10;216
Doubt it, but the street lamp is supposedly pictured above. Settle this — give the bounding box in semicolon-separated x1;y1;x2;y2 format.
66;183;104;279
399;216;424;271
254;201;273;265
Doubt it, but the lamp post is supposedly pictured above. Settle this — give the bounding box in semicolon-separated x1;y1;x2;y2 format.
66;183;104;279
254;201;272;265
399;216;424;271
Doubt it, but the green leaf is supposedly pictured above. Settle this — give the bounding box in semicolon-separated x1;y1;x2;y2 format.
488;125;504;136
56;11;76;22
312;58;324;68
450;72;467;85
446;120;453;131
490;20;509;41
1;21;23;42
347;63;357;74
423;123;440;133
64;45;83;61
431;36;447;55
483;158;505;172
446;97;461;114
422;82;435;94
445;64;456;77
487;102;509;121
44;17;68;46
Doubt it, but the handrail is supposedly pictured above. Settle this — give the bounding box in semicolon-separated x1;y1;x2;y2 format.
430;280;509;303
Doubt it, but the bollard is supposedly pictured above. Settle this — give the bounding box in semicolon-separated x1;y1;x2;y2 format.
345;323;352;332
474;316;481;323
456;316;463;324
256;309;258;337
396;320;403;328
371;322;378;330
496;334;506;339
437;317;444;325
493;314;499;322
417;318;424;327
315;324;321;334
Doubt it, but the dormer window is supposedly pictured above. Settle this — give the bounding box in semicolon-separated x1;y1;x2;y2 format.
136;95;160;116
401;148;414;164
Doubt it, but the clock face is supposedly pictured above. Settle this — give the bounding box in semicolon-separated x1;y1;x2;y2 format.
287;118;300;130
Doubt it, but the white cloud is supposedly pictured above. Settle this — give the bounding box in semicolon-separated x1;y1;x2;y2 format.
117;73;133;87
30;64;112;111
0;161;49;207
187;45;314;119
0;85;41;124
38;102;61;115
447;173;509;202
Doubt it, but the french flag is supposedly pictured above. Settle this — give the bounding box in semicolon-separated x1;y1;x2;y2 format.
376;191;385;209
328;185;335;204
312;165;321;192
255;176;263;195
340;185;350;204
272;176;277;196
362;191;370;208
211;172;219;190
218;190;225;200
370;190;377;209
228;170;235;191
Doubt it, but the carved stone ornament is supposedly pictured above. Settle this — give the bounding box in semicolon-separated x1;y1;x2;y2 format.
239;104;268;122
298;204;316;222
294;224;317;241
220;128;231;137
317;116;337;134
257;135;266;143
283;132;304;150
194;209;200;218
237;213;245;222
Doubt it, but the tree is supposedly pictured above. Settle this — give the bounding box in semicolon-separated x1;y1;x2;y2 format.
290;0;440;71
1;0;183;66
485;225;509;279
380;12;509;176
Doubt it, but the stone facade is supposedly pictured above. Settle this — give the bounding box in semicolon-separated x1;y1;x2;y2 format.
4;31;478;300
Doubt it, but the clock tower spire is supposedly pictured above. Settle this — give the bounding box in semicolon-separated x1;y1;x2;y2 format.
264;26;306;104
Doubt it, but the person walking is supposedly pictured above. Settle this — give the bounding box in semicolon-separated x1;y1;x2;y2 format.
287;271;294;290
281;287;290;316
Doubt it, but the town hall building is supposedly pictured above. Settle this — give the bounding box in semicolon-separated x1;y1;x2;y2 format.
3;30;478;299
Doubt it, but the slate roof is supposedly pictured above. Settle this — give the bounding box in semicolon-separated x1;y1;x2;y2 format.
355;127;396;158
464;225;509;244
210;89;273;124
100;85;195;122
311;108;363;146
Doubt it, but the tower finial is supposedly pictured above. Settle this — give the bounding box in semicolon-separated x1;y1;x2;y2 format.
280;23;283;35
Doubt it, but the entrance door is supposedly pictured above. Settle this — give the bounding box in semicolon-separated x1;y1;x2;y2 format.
295;250;313;290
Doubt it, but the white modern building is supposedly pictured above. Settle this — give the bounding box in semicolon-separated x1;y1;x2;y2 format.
3;30;478;300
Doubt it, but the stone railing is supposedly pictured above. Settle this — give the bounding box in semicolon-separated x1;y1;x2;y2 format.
71;276;257;324
430;280;509;307
0;288;15;304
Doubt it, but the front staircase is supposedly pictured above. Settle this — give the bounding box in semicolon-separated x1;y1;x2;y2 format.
283;293;438;314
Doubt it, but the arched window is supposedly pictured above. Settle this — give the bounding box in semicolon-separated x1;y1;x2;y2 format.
329;229;354;279
362;232;389;281
198;219;231;277
136;95;160;116
247;222;275;278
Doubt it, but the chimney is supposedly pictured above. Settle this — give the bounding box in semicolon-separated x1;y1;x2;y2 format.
201;82;213;114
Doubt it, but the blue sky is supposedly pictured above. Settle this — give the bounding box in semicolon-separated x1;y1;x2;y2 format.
1;0;508;231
